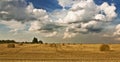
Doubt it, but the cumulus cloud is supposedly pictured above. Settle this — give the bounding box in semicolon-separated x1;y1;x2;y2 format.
26;3;64;34
100;2;117;21
27;3;64;35
0;0;35;33
58;0;73;9
29;21;42;32
114;38;120;41
94;14;106;21
114;24;120;40
0;19;25;32
63;27;77;39
45;31;57;37
63;32;77;39
58;0;82;9
0;0;63;37
56;0;117;38
0;0;118;39
29;21;63;33
26;3;49;21
0;0;31;21
114;24;120;36
62;0;116;24
0;0;53;33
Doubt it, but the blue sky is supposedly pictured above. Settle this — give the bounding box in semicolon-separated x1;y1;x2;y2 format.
25;0;63;12
25;0;120;16
0;0;120;43
25;0;120;27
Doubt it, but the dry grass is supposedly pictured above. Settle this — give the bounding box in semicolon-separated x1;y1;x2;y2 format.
0;44;120;62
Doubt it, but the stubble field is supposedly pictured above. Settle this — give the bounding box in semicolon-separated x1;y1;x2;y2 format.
0;43;120;62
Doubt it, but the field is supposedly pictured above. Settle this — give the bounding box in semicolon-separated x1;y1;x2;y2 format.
0;43;120;62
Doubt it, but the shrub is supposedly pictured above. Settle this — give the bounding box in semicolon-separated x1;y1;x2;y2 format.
7;43;15;48
100;44;110;51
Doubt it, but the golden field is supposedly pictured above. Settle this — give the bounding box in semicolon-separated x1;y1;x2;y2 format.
0;43;120;62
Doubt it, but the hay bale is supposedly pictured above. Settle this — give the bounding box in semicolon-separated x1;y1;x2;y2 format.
100;44;110;51
18;42;23;46
49;43;57;47
45;43;48;45
61;43;65;46
7;43;15;48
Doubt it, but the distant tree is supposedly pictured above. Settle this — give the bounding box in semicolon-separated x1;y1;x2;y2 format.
38;40;43;44
0;40;16;44
32;37;38;43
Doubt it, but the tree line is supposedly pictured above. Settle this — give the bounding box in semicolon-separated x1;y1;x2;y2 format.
0;37;43;44
0;40;16;43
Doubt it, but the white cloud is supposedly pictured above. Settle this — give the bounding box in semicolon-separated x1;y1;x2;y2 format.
62;0;117;24
26;3;49;20
103;34;113;37
56;0;117;38
58;0;84;9
114;24;120;36
62;0;98;23
45;31;57;37
0;0;118;39
0;11;9;14
113;23;120;41
0;19;25;32
50;9;68;23
0;0;29;21
94;14;106;21
29;21;42;31
58;0;73;9
27;3;65;37
100;3;117;21
114;38;120;41
26;3;34;14
27;3;55;33
63;32;77;39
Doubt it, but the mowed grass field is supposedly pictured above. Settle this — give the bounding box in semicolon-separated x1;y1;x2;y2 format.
0;43;120;62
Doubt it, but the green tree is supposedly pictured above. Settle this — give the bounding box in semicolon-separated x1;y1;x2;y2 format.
32;37;38;43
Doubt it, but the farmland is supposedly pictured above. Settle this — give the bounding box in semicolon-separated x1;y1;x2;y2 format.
0;44;120;62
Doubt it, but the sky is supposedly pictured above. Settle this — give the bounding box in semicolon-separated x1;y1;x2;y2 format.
0;0;120;43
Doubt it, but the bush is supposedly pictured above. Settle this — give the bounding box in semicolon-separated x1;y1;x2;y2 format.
100;44;110;51
7;43;15;48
